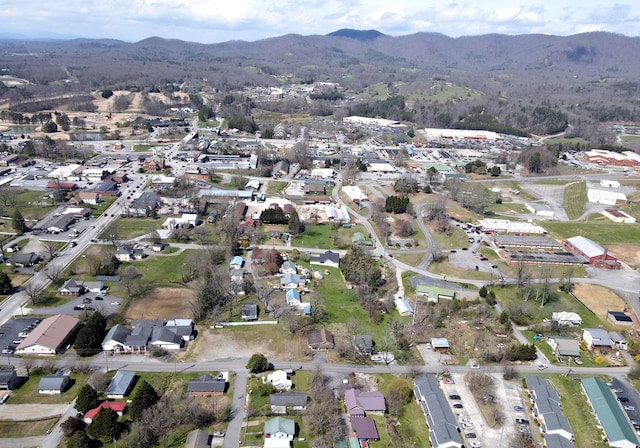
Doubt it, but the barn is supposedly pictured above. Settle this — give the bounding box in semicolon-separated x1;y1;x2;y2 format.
562;236;620;268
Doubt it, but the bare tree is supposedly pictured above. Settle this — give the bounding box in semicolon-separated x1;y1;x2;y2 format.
43;264;64;285
122;266;142;298
42;241;58;259
22;282;45;305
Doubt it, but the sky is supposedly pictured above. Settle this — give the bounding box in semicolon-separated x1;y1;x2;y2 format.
1;0;639;43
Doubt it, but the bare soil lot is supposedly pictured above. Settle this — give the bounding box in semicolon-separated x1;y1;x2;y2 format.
573;283;627;317
608;244;640;264
125;287;195;320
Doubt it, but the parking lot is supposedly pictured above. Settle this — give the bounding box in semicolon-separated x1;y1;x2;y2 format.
610;377;640;436
29;293;121;318
0;318;41;356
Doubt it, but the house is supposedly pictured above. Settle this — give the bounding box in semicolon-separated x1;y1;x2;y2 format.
431;338;451;353
281;261;297;275
69;191;102;205
344;389;386;417
229;256;243;269
551;312;583;326
583;328;613;350
6;252;40;268
355;335;374;355
607;311;633;326
105;370;136;398
245;179;261;191
394;297;414;316
149;327;184;351
38;373;69;394
547;336;581;358
184;429;211;448
151;242;165;252
128;191;161;216
229;268;245;282
162;214;198;229
307;328;335;350
270;392;309;414
415;285;456;302
413;374;463;448
304;183;326;195
264;416;295;440
0;369;18;390
241;303;258;321
114;245;145;262
310;250;340;268
15;314;79;355
101;324;132;352
280;273;304;289
285;289;301;306
609;332;628;351
267;370;292;391
187;374;226;396
83;402;127;424
47;214;75;233
57;278;86;296
581;377;639;448
165;319;196;341
273;160;290;177
349;416;379;441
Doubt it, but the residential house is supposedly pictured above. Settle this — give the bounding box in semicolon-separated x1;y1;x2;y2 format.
0;369;18;390
6;252;40;268
38;373;69;394
354;335;374;355
128;191;161;216
15;314;79;355
285;289;301;306
413;374;463;448
345;389;386;417
431;338;451;354
307;329;335;350
551;312;583;326
583;328;613;350
83;402;127;424
525;377;574;442
229;268;245;283
609;332;628;351
280;273;304;289
394;297;414;316
351;232;371;246
270;392;309;415
304;183;326;195
547;336;581;358
187;374;226;397
310;250;340;268
114;245;145;262
245;179;261;191
69;191;101;205
349;417;379;442
162;213;198;229
229;256;244;269
151;242;165;252
264;416;295;440
281;261;297;275
165;319;195;342
105;370;136;398
185;429;211;448
57;278;86;296
241;304;258;321
102;325;132;352
267;370;292;391
149;327;184;351
273;160;290;177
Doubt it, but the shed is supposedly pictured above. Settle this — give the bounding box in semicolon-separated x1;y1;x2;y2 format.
38;374;69;394
394;297;414;316
607;311;633;326
431;338;450;353
241;304;258;321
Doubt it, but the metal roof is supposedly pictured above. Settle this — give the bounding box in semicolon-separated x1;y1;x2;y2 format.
565;236;605;258
106;370;136;396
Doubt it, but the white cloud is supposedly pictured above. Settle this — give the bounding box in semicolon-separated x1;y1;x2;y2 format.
0;0;639;42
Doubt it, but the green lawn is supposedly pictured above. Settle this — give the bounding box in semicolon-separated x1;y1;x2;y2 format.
563;181;587;220
7;373;85;404
292;224;365;250
424;221;469;250
621;135;640;142
550;375;610;448
119;249;197;286
267;181;288;195
100;217;163;240
0;417;58;437
543;221;640;245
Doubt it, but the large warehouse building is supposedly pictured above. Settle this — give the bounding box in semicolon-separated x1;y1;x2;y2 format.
563;236;620;269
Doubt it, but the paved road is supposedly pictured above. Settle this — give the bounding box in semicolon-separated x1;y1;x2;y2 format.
223;369;248;448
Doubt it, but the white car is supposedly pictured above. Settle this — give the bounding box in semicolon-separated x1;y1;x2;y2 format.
625;405;636;411
470;442;482;448
537;364;549;370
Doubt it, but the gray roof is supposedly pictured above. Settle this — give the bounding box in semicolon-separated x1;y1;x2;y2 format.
184;429;210;448
106;370;136;396
413;374;462;448
270;392;309;407
151;327;183;345
355;335;373;353
188;375;226;393
102;324;132;345
38;375;69;391
264;416;295;436
544;433;574;448
310;250;340;264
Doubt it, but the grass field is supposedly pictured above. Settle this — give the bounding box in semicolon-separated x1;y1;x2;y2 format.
292;223;364;250
7;373;84;404
563;181;587;220
543;137;591;146
543;221;640;246
423;221;470;250
0;417;58;437
100;217;163;240
621;135;640;142
266;181;288;195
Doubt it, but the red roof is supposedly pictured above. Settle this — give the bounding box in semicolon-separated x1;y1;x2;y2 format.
84;401;126;419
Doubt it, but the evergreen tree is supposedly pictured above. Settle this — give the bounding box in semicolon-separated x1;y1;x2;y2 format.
66;431;91;448
75;384;100;413
12;209;26;234
288;210;303;235
86;407;120;441
0;271;12;294
246;353;269;373
130;381;159;420
74;312;107;357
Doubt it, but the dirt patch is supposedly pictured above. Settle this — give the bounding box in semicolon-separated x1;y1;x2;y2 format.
573;284;627;317
125;287;195;320
607;244;640;264
189;329;282;362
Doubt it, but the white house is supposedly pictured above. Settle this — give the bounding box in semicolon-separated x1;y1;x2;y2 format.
394;297;414;316
310;250;340;268
267;370;292;391
102;325;132;352
161;213;198;229
551;312;583;326
583;328;613;350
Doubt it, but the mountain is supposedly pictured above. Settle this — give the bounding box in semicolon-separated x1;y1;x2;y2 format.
326;29;387;41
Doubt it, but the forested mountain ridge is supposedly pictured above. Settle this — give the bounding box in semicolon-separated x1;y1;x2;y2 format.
2;30;640;141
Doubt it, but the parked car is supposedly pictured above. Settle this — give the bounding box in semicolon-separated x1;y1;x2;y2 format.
618;397;630;403
470;442;482;448
1;346;14;354
625;405;636;411
213;431;225;437
537;364;549;370
0;394;9;404
514;405;524;412
465;433;477;439
515;418;529;425
453;403;464;409
611;388;623;393
449;394;461;400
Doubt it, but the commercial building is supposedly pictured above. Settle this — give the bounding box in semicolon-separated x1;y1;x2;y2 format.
413;374;463;448
563;236;620;268
15;314;79;355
